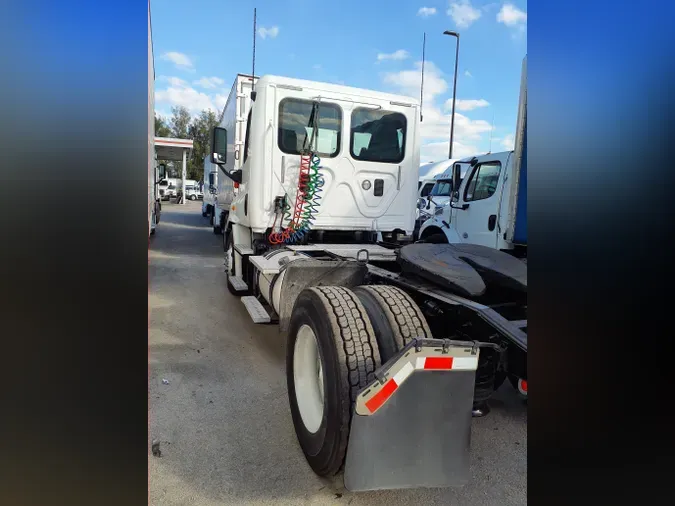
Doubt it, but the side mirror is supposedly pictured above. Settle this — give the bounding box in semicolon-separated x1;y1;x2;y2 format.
211;127;228;165
158;164;166;180
452;164;463;196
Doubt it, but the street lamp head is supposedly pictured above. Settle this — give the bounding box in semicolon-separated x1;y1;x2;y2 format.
443;30;459;37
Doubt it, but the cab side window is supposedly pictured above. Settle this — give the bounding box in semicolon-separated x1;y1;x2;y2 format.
420;182;434;197
464;162;501;202
243;109;252;164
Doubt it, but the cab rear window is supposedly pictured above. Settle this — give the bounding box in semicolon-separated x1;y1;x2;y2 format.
278;99;342;158
350;108;406;164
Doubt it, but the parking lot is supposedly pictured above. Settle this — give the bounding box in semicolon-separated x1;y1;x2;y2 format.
149;201;527;506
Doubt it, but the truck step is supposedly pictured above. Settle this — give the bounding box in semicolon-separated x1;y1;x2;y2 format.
234;244;254;255
241;296;271;324
228;275;249;292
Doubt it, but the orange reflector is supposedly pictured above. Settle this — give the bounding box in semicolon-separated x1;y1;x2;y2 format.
424;357;454;370
231;205;236;211
234;182;240;189
365;379;398;413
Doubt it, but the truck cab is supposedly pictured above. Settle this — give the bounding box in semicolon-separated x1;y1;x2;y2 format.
419;151;524;253
213;75;421;257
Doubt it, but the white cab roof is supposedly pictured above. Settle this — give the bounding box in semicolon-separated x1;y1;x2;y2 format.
256;75;420;106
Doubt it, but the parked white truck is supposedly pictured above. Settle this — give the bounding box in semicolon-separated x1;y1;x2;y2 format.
201;155;218;217
419;55;527;259
210;74;258;237
209;74;527;492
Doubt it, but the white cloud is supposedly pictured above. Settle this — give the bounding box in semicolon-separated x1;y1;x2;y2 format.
447;0;482;28
499;133;515;150
193;76;225;89
417;7;437;17
497;4;527;26
155;78;224;115
446;98;490;111
158;75;189;87
160;51;194;72
382;60;493;161
377;49;410;62
383;61;447;103
213;94;228;113
258;26;280;39
464;70;473;78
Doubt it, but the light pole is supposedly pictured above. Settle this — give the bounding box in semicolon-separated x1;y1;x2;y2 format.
443;30;460;159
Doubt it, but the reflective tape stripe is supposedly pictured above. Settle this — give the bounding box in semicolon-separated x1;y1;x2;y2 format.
365;378;398;413
392;361;415;385
415;356;477;371
424;357;454;370
363;354;478;414
450;357;478;370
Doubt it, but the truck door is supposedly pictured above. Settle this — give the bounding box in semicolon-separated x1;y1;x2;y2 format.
452;153;510;248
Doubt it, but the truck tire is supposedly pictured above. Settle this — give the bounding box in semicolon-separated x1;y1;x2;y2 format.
353;285;432;362
211;208;222;234
287;286;381;477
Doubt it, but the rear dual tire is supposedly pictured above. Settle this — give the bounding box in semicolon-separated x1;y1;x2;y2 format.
353;285;432;362
287;286;381;477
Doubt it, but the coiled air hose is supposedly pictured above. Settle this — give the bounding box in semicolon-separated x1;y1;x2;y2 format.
268;152;324;245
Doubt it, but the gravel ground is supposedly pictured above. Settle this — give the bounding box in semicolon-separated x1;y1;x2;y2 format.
149;201;527;506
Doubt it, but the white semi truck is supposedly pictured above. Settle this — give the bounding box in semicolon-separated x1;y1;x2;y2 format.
210;74;527;491
419;55;527;260
210;74;258;237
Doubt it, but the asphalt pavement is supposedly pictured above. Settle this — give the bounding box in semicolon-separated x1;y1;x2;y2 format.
149;201;527;506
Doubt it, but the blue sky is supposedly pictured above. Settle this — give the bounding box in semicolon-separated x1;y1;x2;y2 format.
152;0;526;164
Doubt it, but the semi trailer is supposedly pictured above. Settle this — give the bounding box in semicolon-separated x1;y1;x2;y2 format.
210;73;527;491
210;74;258;236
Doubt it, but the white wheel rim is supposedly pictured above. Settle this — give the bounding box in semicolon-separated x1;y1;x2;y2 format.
293;324;325;434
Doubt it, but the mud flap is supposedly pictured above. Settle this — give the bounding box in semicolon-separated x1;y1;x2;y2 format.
343;338;480;492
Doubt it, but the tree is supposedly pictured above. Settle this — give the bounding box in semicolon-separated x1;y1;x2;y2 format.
154;106;220;181
187;109;219;180
169;106;191;139
154;114;171;137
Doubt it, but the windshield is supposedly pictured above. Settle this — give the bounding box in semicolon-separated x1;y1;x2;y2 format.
430;179;452;197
